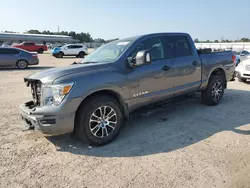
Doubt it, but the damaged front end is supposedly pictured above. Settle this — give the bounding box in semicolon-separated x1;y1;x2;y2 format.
24;78;42;108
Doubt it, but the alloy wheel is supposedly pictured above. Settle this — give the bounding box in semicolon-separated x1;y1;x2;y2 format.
89;106;117;138
212;81;223;101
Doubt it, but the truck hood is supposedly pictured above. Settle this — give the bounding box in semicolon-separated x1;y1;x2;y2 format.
24;62;111;84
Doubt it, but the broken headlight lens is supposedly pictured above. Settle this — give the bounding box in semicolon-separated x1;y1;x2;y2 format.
41;82;74;106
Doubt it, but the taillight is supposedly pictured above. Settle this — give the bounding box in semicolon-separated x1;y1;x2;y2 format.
32;54;38;58
232;55;236;63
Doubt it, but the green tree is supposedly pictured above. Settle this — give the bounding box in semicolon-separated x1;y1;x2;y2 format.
240;38;250;42
214;40;219;43
194;38;199;43
27;30;41;34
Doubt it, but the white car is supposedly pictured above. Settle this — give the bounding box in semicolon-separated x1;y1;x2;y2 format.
235;58;250;82
52;44;88;58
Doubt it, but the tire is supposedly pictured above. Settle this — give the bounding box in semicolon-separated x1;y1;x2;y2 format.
57;52;64;58
78;51;86;58
238;77;247;82
37;49;44;54
16;60;28;69
201;75;225;106
75;96;124;146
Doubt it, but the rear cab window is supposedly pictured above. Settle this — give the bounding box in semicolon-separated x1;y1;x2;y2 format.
161;35;192;59
23;42;34;46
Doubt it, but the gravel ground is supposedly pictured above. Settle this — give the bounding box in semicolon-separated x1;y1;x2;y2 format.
0;54;250;188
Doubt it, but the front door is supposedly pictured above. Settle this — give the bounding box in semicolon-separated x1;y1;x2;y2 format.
127;37;174;110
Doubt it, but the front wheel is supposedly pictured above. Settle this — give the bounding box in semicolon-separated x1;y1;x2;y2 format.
75;96;124;146
201;75;225;106
57;52;64;58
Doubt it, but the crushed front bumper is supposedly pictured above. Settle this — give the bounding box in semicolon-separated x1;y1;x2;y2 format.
19;101;76;135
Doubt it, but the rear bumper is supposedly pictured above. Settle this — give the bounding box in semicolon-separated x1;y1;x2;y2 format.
19;99;81;135
28;58;39;65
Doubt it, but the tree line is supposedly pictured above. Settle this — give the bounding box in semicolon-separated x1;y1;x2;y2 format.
2;30;250;43
3;30;119;43
194;38;250;43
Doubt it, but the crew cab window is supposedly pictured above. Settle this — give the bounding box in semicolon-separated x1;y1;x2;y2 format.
130;37;164;61
0;48;20;55
162;36;192;59
23;43;34;46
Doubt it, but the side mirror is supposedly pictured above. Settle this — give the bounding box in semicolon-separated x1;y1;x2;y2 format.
64;47;68;50
134;50;151;66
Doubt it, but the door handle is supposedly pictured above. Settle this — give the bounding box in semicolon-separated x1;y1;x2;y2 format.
192;61;198;66
162;65;171;71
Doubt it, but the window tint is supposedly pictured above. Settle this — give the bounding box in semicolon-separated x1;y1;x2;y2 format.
23;43;34;46
0;48;20;55
75;45;83;48
130;37;164;61
162;36;192;59
242;51;249;55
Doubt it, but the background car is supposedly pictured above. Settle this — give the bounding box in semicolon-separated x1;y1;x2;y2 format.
235;50;250;65
12;42;48;54
0;47;39;69
52;44;88;58
235;58;250;82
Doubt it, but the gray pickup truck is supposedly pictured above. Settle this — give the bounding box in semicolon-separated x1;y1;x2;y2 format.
20;33;235;145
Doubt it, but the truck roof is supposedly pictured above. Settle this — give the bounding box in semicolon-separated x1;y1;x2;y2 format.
122;32;189;41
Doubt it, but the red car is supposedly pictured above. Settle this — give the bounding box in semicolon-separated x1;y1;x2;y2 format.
12;42;48;54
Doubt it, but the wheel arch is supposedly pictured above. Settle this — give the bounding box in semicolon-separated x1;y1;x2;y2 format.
74;89;129;131
208;67;227;88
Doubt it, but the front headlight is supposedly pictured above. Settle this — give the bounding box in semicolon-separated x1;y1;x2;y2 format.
41;82;74;106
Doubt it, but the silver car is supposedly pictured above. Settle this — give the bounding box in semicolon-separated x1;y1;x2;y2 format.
0;47;39;69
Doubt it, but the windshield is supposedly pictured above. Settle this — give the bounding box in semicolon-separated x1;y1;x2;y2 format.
80;40;133;63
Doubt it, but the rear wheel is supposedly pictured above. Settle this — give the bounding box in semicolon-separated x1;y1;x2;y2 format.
37;48;44;54
201;75;225;106
78;51;86;58
16;60;28;69
75;96;124;146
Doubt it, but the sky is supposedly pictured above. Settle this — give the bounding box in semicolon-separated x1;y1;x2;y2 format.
1;0;250;40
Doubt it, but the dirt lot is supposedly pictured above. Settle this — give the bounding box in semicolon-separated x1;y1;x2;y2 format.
0;54;250;188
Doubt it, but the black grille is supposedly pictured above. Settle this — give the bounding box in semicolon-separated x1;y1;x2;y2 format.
30;81;41;106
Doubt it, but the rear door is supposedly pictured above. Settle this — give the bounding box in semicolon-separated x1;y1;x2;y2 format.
161;35;201;96
74;45;83;55
0;48;20;67
23;42;35;51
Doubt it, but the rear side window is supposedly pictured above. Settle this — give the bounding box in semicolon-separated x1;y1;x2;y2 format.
0;48;20;55
162;36;192;59
242;51;250;55
74;45;83;48
23;43;34;46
